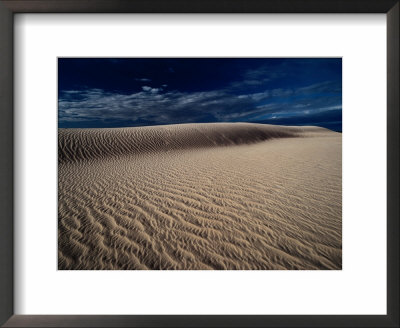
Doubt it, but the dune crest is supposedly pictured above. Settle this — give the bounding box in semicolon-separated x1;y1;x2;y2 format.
58;123;342;270
59;123;331;164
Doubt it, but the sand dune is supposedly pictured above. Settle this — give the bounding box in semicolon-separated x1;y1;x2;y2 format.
59;123;320;164
58;123;341;270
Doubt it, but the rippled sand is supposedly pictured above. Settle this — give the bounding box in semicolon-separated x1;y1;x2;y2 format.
58;123;341;270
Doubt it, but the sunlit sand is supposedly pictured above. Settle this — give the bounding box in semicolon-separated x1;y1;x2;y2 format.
58;123;341;270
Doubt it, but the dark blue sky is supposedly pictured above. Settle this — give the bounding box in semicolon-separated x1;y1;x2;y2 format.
58;58;342;131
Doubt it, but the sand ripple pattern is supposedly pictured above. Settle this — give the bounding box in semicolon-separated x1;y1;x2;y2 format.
58;123;342;270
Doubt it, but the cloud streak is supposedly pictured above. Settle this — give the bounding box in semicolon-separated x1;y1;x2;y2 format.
59;80;341;129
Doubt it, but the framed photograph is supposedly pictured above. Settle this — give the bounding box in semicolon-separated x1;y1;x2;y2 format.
0;0;398;327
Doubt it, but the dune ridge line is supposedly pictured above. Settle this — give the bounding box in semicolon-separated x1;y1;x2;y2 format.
58;123;333;164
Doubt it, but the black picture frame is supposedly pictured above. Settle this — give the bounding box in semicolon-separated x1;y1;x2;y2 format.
0;1;398;327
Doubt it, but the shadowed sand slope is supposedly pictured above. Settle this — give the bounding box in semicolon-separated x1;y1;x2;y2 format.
58;123;342;270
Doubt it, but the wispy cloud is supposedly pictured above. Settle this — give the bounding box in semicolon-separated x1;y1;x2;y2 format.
59;87;264;125
135;78;151;82
142;86;160;93
59;81;341;128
